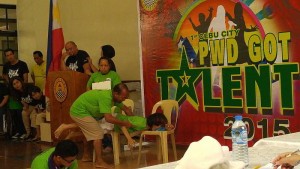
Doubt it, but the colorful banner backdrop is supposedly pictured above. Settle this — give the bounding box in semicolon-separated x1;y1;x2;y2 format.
139;0;300;147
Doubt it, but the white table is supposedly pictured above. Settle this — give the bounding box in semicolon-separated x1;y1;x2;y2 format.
139;161;178;169
140;133;300;169
253;132;300;147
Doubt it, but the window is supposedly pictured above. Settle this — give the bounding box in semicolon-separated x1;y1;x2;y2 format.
0;4;17;79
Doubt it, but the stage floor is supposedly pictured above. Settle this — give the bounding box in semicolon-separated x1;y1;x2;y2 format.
0;135;187;169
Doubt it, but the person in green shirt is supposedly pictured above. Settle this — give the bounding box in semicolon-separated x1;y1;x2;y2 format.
31;139;79;169
114;113;174;149
87;56;121;152
87;57;121;90
8;97;25;139
69;83;132;168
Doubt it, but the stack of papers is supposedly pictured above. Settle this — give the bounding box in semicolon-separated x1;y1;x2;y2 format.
92;81;111;90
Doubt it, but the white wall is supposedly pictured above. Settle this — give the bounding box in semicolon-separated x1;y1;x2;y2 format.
0;0;16;5
17;0;141;80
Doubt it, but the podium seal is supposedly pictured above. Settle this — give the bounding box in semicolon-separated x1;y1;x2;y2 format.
53;77;68;102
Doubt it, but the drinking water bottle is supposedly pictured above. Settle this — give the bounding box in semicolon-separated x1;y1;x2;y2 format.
231;115;249;166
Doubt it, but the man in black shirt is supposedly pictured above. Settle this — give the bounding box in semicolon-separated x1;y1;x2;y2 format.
2;48;29;83
60;41;92;75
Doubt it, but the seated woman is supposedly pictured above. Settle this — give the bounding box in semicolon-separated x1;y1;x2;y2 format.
86;57;121;91
10;77;38;139
29;85;46;142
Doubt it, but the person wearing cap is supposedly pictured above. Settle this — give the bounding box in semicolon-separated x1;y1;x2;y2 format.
31;139;79;169
175;136;245;169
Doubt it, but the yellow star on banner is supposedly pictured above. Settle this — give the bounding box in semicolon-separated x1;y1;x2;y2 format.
180;71;191;87
157;46;202;110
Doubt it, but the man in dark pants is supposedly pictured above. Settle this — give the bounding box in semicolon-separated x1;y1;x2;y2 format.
2;48;28;139
0;83;9;134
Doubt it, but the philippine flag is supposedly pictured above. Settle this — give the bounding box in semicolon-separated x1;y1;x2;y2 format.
46;0;64;73
45;0;64;96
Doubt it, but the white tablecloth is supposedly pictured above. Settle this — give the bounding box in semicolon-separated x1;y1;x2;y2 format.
253;132;300;147
140;132;300;169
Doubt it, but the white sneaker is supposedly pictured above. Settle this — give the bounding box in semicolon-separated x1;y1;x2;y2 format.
19;134;27;139
12;133;20;139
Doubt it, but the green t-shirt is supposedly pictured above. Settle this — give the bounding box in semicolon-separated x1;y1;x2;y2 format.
87;71;121;89
8;97;22;110
31;147;78;169
115;114;147;133
70;90;123;118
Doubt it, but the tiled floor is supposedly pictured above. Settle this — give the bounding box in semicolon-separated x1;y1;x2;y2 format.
0;135;188;169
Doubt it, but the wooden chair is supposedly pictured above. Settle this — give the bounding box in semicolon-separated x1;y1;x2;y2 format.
137;100;179;164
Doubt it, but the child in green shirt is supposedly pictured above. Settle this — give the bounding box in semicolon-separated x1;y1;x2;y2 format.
31;139;79;169
115;113;174;148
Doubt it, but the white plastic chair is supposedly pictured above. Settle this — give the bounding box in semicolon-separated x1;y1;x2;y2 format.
93;99;134;165
110;99;135;165
137;100;179;164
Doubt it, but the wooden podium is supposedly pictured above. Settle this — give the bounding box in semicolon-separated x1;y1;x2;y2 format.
48;71;89;140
